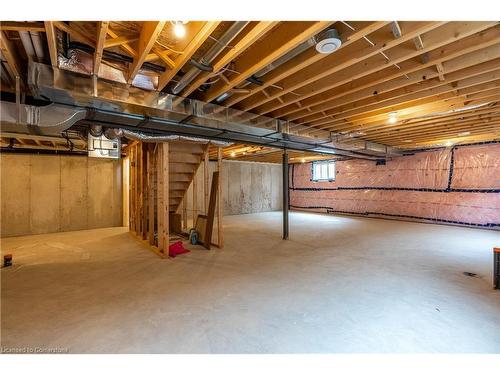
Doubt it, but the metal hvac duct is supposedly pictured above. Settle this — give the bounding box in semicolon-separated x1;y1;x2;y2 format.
216;36;317;103
0;101;87;135
172;21;249;95
23;61;400;160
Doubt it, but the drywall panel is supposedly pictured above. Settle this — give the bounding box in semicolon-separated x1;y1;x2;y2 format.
30;155;61;234
1;154;122;237
60;156;88;231
1;154;31;236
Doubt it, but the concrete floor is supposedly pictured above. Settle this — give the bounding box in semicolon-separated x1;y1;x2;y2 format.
1;211;499;353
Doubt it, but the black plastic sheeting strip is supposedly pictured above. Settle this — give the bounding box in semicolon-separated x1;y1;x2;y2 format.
290;204;500;228
290;186;500;193
290;141;500;194
447;146;455;190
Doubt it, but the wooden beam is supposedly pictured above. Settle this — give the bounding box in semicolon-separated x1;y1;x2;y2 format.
216;147;223;248
104;35;138;48
0;31;22;79
193;165;198;224
201;21;332;103
0;22;45;32
158;21;220;91
53;21;95;47
287;46;500;124
179;21;278;98
151;46;176;69
257;22;497;117
240;21;445;113
94;21;109;75
141;143;148;240
204;147;209;213
106;28;137;58
128;21;166;84
156;145;164;251
182;194;187;230
44;21;58;68
162;143;170;253
295;60;500;131
147;144;155;245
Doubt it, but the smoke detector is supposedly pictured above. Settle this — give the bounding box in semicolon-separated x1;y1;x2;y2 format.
315;29;342;54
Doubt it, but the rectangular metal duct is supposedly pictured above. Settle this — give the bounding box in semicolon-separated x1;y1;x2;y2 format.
24;62;400;160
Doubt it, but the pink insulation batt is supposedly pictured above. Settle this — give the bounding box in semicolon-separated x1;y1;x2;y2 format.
289;143;500;227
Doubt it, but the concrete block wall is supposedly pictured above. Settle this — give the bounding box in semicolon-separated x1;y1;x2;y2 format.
1;154;122;237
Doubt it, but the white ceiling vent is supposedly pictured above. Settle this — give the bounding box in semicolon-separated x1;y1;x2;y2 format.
315;28;342;54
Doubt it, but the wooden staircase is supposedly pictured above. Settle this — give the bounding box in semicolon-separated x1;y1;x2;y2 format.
168;141;208;213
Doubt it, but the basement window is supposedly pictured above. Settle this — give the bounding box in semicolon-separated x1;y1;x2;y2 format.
311;160;336;182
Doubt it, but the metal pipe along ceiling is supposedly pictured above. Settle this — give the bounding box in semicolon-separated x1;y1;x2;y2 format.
172;21;250;95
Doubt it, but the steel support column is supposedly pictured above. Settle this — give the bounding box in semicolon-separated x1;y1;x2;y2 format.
282;149;289;240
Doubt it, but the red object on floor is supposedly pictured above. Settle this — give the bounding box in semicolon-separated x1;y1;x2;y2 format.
168;241;190;257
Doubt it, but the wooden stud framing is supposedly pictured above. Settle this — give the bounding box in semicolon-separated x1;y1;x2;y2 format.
0;31;20;76
156;145;164;251
94;21;109;75
147;144;155;245
128;21;166;84
204;147;209;213
216;147;223;248
141;143;148;240
53;21;95;47
158;21;220;91
162;142;170;252
44;21;58;68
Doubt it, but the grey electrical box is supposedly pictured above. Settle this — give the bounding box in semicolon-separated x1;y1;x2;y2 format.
88;133;121;159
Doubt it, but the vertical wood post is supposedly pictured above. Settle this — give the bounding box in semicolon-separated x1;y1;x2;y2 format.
147;144;155;245
204;148;209;213
193;163;198;225
129;145;136;231
157;145;164;251
134;143;141;234
162;143;170;252
217;147;223;248
182;196;187;230
141;143;148;240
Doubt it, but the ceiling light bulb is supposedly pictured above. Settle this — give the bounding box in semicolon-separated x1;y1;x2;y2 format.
242;151;246;155
445;141;453;147
173;22;186;38
388;113;397;124
230;151;236;157
301;158;306;163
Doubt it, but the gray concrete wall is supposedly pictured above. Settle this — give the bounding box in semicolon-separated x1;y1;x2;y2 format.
1;154;122;237
185;160;282;221
221;160;282;215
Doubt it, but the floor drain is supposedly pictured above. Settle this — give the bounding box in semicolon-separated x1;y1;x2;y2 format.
463;272;479;278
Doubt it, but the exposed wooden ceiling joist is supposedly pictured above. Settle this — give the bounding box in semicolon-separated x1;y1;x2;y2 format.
127;21;166;84
94;21;109;75
223;21;390;108
199;21;333;103
178;21;279;98
157;21;221;91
